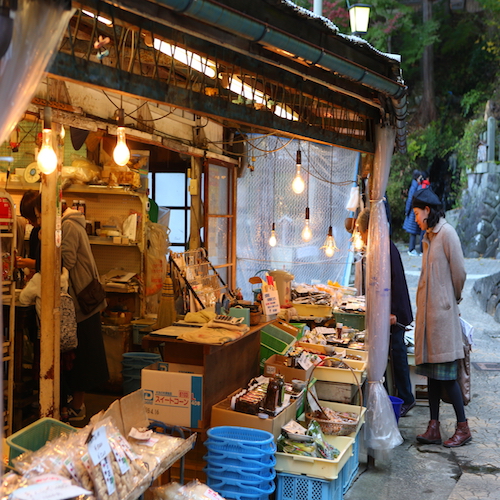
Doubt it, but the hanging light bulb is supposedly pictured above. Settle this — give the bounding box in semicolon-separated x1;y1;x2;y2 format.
269;222;277;247
352;229;364;252
37;108;58;174
321;226;338;257
113;108;130;166
301;207;312;242
292;149;305;194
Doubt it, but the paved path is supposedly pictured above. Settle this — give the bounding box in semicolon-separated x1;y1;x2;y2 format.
345;249;500;500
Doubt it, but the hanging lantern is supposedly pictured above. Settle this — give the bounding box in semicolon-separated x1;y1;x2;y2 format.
37;108;58;174
321;226;338;257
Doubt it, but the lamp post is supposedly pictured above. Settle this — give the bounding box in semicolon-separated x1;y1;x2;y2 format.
347;1;371;36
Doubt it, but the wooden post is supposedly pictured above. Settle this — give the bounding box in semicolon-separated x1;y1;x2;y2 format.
39;168;61;418
189;157;203;250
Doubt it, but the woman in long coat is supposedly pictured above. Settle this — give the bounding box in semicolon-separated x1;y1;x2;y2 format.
412;188;470;447
403;170;423;256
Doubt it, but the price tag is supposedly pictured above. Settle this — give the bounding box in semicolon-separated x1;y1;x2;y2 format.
116;433;139;461
87;426;112;466
100;455;116;495
297;351;313;370
110;437;130;474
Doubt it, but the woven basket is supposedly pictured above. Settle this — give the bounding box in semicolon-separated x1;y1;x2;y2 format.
305;356;363;436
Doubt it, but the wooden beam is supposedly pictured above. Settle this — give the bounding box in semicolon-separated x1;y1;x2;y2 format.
49;52;375;152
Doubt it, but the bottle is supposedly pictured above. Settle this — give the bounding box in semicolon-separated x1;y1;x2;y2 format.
72;200;79;211
61;199;67;213
276;374;285;407
79;200;86;217
263;376;280;413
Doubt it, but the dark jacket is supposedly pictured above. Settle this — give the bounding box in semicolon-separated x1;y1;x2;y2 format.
390;240;413;329
402;179;420;235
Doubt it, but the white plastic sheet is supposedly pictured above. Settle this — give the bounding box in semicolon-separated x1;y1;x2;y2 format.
0;0;74;146
364;125;403;450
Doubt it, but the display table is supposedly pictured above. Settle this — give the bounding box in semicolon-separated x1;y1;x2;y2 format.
141;321;271;429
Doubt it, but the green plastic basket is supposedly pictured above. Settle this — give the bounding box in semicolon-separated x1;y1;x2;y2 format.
290;323;308;341
260;326;296;368
7;417;76;465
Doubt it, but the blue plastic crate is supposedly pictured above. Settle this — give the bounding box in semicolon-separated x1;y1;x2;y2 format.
203;451;276;470
207;477;275;500
204;463;276;482
207;426;274;448
204;438;276;457
276;472;342;500
341;428;361;494
205;466;276;487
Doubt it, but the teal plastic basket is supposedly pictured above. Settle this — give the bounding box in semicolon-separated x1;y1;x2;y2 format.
7;417;77;465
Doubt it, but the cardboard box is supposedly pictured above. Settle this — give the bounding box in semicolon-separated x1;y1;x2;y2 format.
141;362;203;428
264;354;314;383
211;389;298;439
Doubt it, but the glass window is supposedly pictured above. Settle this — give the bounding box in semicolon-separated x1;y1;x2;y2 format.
207;217;228;266
207;165;231;215
168;208;190;243
155;173;189;206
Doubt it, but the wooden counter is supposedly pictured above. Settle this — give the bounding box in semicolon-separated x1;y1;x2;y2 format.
141;322;270;429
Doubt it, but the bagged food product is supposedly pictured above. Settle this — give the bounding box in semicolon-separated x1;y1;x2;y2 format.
149;480;226;500
85;418;150;500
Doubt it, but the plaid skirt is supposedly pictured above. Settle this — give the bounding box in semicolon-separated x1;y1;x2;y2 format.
416;361;458;380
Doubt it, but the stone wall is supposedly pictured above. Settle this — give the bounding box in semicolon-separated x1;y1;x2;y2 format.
455;168;500;259
472;272;500;322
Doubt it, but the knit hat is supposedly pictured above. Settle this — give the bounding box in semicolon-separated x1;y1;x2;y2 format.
412;188;441;209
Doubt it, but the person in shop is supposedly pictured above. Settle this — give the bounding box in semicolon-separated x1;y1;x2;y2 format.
402;170;424;257
355;208;416;417
61;203;109;421
16;190;41;274
411;187;470;447
17;193;74;417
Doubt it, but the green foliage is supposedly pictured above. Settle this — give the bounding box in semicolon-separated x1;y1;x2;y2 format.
455;119;486;172
461;90;489;117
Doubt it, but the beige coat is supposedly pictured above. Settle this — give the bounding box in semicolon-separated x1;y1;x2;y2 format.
415;217;466;365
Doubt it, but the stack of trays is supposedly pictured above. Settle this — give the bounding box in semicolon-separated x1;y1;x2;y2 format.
204;426;276;500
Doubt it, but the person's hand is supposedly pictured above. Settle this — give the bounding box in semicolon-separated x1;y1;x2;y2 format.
390;314;397;326
16;257;35;270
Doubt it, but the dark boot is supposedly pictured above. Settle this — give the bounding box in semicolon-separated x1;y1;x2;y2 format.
443;421;471;448
416;420;442;444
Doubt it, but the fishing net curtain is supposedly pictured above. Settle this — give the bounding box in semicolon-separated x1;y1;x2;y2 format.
236;134;359;300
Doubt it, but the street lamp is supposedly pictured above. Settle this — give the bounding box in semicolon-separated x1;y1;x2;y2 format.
347;1;371;36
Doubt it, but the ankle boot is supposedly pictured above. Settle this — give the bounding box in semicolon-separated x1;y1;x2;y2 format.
416;420;442;444
443;421;471;448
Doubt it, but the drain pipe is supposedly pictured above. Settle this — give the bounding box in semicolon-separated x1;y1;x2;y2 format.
149;0;407;150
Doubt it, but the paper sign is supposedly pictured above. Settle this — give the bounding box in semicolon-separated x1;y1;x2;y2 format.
262;289;280;315
87;426;112;466
297;351;314;371
100;455;116;495
12;480;91;500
